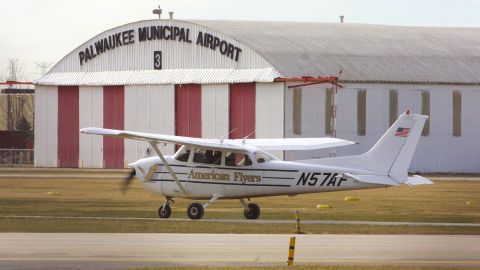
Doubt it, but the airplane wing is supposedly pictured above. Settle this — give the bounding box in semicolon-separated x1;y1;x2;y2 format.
80;127;246;151
231;138;357;151
81;128;356;151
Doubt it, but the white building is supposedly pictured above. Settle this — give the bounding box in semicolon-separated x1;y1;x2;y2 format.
35;19;480;172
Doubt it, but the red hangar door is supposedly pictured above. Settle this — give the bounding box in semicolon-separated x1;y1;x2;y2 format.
229;83;256;139
58;86;79;168
103;85;125;168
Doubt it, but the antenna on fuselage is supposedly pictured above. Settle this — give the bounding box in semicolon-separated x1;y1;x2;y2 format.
242;130;256;145
219;128;238;143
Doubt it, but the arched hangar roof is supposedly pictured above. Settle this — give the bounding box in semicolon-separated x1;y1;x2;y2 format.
37;19;480;86
194;20;480;85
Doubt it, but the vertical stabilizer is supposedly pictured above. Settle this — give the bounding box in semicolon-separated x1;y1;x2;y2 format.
362;111;427;183
299;111;428;184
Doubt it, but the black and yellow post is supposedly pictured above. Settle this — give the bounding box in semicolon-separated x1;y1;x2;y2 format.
287;236;296;266
295;210;301;233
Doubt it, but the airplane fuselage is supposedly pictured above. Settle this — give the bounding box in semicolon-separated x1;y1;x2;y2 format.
134;156;382;200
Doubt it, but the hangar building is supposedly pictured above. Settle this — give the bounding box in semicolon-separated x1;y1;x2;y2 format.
35;19;480;172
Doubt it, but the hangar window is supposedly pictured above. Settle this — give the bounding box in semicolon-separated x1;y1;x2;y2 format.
453;91;462;137
389;90;398;126
357;89;367;136
293;88;302;135
325;88;332;135
421;91;430;136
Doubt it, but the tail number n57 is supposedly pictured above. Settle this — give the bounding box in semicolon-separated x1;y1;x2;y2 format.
296;172;347;187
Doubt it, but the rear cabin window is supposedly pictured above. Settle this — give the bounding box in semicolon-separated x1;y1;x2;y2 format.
225;152;252;166
193;148;222;165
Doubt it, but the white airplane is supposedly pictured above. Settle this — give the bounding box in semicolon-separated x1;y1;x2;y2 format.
81;111;432;220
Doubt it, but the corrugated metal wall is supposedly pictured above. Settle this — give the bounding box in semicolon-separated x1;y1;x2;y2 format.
284;83;480;173
57;86;79;168
35;82;287;168
124;84;175;165
48;20;274;74
175;84;202;138
103;86;125;168
34;86;58;167
79;86;104;168
229;83;256;139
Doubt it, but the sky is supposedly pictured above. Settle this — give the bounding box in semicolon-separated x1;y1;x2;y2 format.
1;0;480;81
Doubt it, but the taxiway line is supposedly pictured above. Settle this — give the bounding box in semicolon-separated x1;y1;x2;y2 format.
2;215;480;227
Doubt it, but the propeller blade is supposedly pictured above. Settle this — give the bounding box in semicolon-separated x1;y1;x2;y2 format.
121;169;136;193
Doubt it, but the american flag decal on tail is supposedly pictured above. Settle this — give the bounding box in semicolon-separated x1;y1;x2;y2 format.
395;127;410;137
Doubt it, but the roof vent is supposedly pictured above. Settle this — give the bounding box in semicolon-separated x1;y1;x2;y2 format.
152;5;162;19
339;15;344;23
169;11;174;19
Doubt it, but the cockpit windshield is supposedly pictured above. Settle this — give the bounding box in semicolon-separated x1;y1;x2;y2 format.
174;145;191;162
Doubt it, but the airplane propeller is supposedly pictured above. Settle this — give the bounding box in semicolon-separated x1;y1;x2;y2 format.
121;169;136;193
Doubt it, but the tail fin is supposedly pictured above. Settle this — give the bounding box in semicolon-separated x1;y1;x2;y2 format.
361;111;428;182
300;111;428;184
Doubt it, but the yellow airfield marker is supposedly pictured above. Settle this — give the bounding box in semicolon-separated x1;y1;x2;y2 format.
466;201;473;205
344;196;360;202
287;236;296;266
47;191;61;196
316;204;332;209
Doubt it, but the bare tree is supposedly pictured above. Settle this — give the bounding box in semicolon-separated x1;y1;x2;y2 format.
7;58;23;81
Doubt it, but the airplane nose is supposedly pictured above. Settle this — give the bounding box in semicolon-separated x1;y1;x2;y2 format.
127;161;137;169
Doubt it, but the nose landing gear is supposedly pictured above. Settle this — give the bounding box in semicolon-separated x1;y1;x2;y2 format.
158;197;174;219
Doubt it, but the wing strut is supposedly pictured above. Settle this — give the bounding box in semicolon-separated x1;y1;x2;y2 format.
149;142;188;195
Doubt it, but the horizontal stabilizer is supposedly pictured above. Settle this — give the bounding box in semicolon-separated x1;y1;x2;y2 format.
344;173;400;186
405;175;434;186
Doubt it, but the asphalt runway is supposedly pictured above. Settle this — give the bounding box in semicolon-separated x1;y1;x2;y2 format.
0;233;479;270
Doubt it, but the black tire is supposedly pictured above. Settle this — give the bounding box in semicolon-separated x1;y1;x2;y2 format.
243;203;260;219
187;203;204;220
158;204;172;218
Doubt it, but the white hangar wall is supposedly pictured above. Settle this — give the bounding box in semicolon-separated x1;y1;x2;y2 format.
34;82;285;168
284;83;480;173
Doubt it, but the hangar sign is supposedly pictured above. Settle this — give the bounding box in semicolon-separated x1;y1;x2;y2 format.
78;26;243;66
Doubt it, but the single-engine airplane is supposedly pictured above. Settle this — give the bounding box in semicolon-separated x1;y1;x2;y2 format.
81;111;432;220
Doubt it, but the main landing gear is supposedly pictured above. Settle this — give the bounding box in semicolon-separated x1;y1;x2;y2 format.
239;198;260;220
157;196;261;220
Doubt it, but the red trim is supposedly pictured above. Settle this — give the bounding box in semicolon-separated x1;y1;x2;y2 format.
229;83;256;139
0;81;33;85
274;76;338;82
175;84;202;139
103;86;124;168
58;86;79;168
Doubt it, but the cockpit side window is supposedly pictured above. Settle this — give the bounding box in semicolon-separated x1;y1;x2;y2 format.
193;148;222;165
225;152;252;167
174;146;191;162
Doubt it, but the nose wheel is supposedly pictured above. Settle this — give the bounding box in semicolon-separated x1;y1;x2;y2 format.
158;197;173;219
158;204;172;218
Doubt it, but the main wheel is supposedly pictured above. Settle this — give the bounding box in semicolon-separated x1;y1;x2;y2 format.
158;204;172;218
187;203;204;220
243;203;260;219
